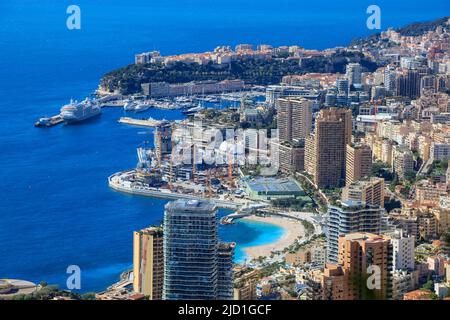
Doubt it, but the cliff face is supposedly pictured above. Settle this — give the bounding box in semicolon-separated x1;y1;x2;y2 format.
100;52;379;95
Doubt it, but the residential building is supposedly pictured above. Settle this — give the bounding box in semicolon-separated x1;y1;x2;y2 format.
346;63;362;86
338;233;392;300
434;283;449;299
135;51;160;64
233;268;260;300
217;242;235;300
285;243;326;268
133;226;164;299
321;264;347;300
336;77;349;96
384;65;396;94
431;207;450;235
390;230;415;272
326;201;383;263
392;270;417;300
418;212;438;240
445;261;450;285
304;264;347;300
430;142;450;161
305;108;352;188
345;144;373;185
388;212;419;239
276;98;312;143
285;249;312;266
416;182;448;205
273;141;305;173
396;70;421;99
392;146;414;179
163;199;233;300
341;177;385;208
235;44;253;52
427;256;446;277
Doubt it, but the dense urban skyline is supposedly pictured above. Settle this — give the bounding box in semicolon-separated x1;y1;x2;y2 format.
1;2;449;307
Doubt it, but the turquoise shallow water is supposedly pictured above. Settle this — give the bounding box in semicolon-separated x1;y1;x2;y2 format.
225;219;286;264
0;0;448;293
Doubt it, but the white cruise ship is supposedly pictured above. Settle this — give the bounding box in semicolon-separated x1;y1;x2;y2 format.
60;98;101;124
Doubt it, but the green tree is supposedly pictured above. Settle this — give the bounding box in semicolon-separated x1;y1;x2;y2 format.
80;292;96;300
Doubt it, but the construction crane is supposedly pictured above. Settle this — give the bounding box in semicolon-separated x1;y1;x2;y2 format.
156;130;162;169
192;143;196;183
169;140;174;190
207;169;212;198
228;149;234;188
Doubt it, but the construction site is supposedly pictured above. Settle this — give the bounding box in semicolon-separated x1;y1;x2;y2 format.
108;119;250;209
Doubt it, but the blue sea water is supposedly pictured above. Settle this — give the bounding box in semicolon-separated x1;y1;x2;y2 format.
0;0;448;293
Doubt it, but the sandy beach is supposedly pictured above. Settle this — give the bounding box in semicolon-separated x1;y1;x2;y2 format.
241;215;306;261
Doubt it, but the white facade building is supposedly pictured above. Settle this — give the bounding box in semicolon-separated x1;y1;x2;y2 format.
430;143;450;161
390;230;415;272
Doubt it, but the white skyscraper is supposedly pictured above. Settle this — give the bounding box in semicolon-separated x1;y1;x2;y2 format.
346;63;362;86
384;67;397;94
390;230;415;272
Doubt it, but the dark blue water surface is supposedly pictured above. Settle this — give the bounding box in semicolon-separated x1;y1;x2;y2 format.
0;0;448;292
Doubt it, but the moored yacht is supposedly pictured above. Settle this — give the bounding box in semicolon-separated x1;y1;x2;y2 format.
134;102;152;113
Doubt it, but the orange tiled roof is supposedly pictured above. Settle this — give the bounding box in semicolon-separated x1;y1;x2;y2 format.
403;290;433;300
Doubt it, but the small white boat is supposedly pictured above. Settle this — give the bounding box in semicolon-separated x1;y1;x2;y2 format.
182;104;204;115
134;103;152;113
123;100;137;111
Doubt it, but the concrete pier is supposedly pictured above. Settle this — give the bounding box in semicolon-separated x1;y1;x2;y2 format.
34;115;63;127
117;117;163;128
